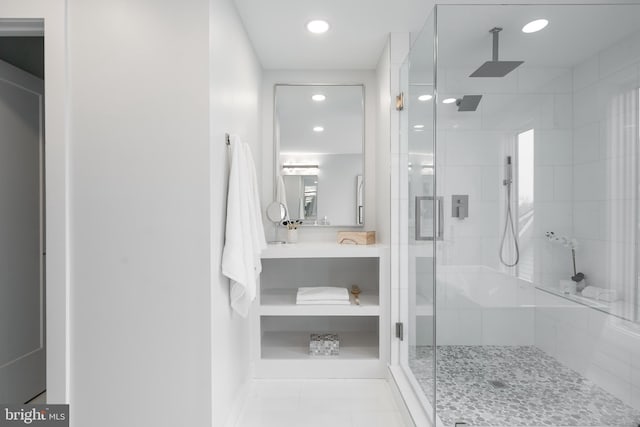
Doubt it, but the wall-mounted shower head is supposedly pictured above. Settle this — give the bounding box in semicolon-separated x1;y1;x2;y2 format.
456;95;483;112
470;27;524;78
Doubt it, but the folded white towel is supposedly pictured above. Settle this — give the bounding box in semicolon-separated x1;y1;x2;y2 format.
581;286;600;299
296;299;351;305
296;286;350;302
598;289;618;302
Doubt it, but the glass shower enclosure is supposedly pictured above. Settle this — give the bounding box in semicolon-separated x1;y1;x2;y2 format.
399;4;640;427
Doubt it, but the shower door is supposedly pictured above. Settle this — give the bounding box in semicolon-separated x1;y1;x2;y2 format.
397;4;640;427
397;10;437;426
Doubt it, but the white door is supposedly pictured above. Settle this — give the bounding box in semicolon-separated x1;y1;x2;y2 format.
0;58;45;403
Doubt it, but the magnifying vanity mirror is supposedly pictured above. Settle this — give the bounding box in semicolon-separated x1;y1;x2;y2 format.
274;84;365;227
265;201;287;244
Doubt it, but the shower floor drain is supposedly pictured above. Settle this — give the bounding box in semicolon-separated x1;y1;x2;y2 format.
488;379;508;389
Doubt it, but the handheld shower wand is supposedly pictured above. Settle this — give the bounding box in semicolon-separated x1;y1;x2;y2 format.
499;156;519;267
503;156;512;185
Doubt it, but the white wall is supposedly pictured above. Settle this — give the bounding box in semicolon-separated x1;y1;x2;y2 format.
376;37;393;247
261;70;376;242
209;0;263;425
69;1;212;426
68;0;262;426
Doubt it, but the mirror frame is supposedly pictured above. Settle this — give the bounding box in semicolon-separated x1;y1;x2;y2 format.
273;83;366;227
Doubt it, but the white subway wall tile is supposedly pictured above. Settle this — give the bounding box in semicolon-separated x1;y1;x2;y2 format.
536;129;573;166
573;84;600;127
551;94;573;129
573;55;599;91
534;312;557;357
573;122;601;164
534;166;554;202
573;160;606;201
481;166;500;201
518;67;572;94
482;308;534;346
444;166;483;200
444;131;504;166
573;201;605;240
553;166;572;201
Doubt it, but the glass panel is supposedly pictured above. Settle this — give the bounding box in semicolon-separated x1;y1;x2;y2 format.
398;9;437;426
432;4;640;426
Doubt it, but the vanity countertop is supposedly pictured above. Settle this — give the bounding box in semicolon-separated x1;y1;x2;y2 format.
261;241;388;259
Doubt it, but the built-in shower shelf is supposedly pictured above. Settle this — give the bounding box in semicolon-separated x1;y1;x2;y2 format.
260;288;380;316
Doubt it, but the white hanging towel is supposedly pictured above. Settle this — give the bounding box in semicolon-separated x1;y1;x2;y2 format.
222;135;267;317
275;175;289;220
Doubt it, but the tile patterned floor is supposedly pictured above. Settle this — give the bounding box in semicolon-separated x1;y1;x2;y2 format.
235;379;407;427
410;346;640;427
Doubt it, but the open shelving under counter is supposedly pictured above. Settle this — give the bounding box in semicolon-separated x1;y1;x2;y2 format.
261;331;379;359
252;242;389;379
260;288;380;316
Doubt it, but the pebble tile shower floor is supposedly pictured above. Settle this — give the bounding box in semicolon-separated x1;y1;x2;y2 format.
409;345;640;427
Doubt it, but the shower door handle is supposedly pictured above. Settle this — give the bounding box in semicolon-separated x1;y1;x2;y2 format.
415;196;444;241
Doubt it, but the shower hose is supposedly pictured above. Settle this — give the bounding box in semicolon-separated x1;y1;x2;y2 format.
499;182;519;267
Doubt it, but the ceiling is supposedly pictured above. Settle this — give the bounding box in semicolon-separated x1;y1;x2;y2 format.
233;1;640;71
233;0;433;69
435;4;640;70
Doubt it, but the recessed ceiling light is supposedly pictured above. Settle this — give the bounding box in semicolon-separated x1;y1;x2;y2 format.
442;98;457;104
312;94;326;102
418;94;433;102
522;19;548;33
313;126;324;132
307;20;330;34
413;124;425;129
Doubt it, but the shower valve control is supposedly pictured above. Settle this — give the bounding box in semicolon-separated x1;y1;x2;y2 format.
452;195;469;219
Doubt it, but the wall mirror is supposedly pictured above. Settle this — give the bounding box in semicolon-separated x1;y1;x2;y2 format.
274;84;365;227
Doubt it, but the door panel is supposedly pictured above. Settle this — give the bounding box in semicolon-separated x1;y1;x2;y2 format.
0;59;44;403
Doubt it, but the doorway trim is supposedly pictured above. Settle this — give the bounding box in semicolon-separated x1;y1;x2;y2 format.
0;0;69;403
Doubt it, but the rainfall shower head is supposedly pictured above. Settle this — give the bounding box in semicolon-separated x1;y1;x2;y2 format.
456;95;483;112
470;27;524;78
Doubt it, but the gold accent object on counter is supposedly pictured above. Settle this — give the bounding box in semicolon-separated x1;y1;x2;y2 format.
350;285;361;305
337;231;376;245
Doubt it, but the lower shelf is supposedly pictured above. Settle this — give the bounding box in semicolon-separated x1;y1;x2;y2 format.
261;331;379;360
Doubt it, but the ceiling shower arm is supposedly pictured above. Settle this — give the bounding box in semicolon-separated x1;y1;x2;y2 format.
491;27;502;61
